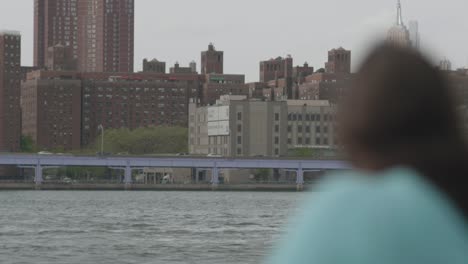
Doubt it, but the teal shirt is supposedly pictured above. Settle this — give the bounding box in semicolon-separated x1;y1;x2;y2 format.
268;168;468;264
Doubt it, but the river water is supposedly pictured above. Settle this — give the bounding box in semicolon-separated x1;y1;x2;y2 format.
0;191;303;264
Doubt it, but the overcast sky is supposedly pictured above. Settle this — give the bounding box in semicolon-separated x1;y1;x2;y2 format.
1;0;467;81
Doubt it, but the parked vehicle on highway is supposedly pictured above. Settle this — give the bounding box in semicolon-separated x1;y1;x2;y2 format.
207;153;222;158
38;151;53;155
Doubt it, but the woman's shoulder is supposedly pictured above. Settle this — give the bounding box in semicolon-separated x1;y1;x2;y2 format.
310;167;468;246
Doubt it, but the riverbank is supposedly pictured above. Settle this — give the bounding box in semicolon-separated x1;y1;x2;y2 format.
0;183;304;192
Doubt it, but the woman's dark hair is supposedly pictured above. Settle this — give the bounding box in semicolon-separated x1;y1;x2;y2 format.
339;44;468;218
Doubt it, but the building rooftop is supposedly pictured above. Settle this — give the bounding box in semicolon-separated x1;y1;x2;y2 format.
0;30;21;36
287;100;330;107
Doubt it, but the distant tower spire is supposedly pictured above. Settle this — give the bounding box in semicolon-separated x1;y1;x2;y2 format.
397;0;404;26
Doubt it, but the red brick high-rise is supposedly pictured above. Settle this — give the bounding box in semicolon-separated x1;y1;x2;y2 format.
0;31;21;152
325;47;351;74
201;43;223;74
77;0;134;73
34;0;79;69
35;0;134;73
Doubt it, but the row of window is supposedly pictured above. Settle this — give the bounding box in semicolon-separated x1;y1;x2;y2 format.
288;113;335;121
288;125;331;134
288;138;331;145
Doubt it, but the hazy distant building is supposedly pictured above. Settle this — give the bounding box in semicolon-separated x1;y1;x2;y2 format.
440;59;452;71
201;43;223;74
190;61;197;73
0;31;21;153
293;63;315;84
409;20;420;49
298;72;355;103
325;48;351;74
34;0;79;68
77;0;135;72
170;62;197;74
143;59;166;73
387;0;411;47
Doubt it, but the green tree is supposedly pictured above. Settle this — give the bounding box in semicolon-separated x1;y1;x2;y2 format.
20;135;36;153
87;126;188;155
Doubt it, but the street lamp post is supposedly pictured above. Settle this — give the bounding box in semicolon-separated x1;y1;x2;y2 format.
98;124;104;155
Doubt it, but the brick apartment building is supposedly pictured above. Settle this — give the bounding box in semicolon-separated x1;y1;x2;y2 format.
35;0;134;72
80;74;200;146
34;0;79;69
259;56;294;99
21;77;82;150
201;43;223;74
0;31;21;152
46;44;76;71
77;0;134;72
143;59;166;73
21;70;201;150
202;74;248;105
297;72;354;103
325;47;351;74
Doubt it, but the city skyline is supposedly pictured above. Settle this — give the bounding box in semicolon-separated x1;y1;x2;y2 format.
0;0;467;81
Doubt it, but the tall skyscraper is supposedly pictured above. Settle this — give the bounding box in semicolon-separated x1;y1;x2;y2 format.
201;43;223;74
409;20;420;49
325;47;351;74
0;31;22;152
78;0;135;72
34;0;79;69
387;0;411;47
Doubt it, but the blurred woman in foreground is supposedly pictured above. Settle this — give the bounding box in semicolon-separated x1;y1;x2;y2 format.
268;44;468;264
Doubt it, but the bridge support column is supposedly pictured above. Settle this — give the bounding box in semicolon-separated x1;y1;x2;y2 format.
124;165;132;188
195;168;200;184
34;164;43;188
211;167;219;190
296;168;304;191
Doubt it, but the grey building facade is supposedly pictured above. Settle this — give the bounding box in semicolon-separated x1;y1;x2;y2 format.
189;96;337;158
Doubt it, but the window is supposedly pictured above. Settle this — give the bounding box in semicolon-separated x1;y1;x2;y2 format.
293;114;297;121
275;137;279;144
275;125;279;133
305;114;310;121
288;114;292;121
316;126;321;133
306;138;311;145
316;114;321;121
316;138;321;145
237;112;242;121
275;148;279;156
324;126;328;133
298;114;302;121
324;138;329;145
306;126;310;133
275;113;280;121
237;124;242;132
237;136;242;144
287;125;292;133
